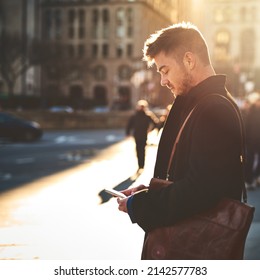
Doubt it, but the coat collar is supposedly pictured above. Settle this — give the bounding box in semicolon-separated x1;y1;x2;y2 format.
176;75;227;116
153;74;228;179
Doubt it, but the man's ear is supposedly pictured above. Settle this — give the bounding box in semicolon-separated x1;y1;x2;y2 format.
183;52;195;70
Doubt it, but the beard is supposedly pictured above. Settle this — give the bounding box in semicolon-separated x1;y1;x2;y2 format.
173;70;193;96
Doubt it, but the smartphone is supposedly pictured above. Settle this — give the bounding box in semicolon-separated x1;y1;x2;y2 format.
104;189;126;198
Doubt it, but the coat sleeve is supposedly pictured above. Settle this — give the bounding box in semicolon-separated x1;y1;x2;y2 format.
130;99;244;232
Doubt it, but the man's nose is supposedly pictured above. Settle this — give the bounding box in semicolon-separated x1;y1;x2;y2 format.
161;77;168;87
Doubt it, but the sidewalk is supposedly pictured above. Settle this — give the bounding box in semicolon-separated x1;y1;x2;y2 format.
0;137;155;260
0;134;259;260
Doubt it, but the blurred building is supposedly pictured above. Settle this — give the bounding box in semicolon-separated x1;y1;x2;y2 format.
200;0;260;96
2;0;259;109
39;0;179;110
0;0;41;97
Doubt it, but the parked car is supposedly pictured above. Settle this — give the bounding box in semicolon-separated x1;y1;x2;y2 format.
49;106;74;113
0;112;43;142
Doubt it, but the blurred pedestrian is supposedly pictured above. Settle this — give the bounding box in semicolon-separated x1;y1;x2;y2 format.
126;100;158;172
244;97;260;190
117;22;245;259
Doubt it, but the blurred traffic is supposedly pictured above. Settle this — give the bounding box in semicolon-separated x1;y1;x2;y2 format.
48;106;74;113
0;112;43;142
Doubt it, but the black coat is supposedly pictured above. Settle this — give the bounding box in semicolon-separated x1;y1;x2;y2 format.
126;110;157;141
131;75;245;232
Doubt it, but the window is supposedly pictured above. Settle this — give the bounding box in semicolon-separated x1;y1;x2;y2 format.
102;9;109;39
92;9;99;38
79;9;85;39
126;8;133;37
127;44;133;57
126;7;133;21
116;8;125;38
214;30;230;62
79;9;85;23
68;9;76;39
102;44;109;58
54;9;62;39
127;26;133;38
116;45;123;58
68;9;75;25
92;44;98;58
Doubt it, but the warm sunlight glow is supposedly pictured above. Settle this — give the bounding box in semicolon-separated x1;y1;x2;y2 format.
0;139;158;259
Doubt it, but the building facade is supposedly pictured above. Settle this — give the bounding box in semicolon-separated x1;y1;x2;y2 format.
2;0;259;109
200;0;260;96
40;0;178;109
0;0;41;97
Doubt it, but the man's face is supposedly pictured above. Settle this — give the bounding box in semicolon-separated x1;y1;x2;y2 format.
154;52;193;96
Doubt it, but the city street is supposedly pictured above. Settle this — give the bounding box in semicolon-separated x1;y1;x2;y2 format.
0;130;259;260
0;130;156;260
0;129;126;192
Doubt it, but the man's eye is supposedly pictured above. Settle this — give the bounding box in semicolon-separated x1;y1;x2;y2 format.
162;70;168;75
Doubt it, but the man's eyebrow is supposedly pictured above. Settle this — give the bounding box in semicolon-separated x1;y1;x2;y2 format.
157;65;166;73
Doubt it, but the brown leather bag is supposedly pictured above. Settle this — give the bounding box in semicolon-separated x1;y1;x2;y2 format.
141;178;255;260
141;95;255;260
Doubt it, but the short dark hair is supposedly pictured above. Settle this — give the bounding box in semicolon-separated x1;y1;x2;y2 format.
143;22;210;67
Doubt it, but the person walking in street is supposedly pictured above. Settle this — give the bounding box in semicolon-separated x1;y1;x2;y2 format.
126;100;158;172
117;22;245;259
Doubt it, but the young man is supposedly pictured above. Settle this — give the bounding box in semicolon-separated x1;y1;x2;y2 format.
117;22;245;258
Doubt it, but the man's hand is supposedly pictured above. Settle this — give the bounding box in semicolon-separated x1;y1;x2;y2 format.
117;197;128;213
120;184;148;196
117;184;148;213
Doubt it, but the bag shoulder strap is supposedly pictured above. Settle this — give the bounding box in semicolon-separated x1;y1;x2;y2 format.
166;94;247;202
166;106;195;178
